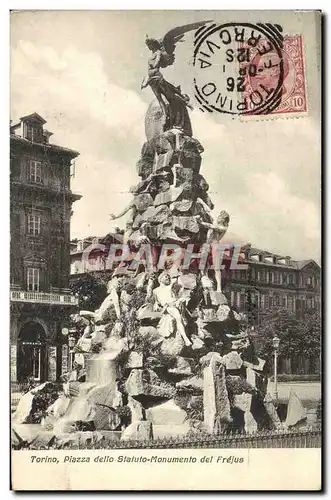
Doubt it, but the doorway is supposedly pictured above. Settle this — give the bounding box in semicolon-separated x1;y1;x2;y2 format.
17;321;47;383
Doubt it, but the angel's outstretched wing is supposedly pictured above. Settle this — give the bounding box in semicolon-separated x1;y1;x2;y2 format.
161;20;212;63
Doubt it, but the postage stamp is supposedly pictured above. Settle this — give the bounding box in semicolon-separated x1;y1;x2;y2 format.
239;35;308;117
10;9;321;492
193;23;307;118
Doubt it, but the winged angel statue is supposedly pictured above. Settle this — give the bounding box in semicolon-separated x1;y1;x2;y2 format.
141;22;211;124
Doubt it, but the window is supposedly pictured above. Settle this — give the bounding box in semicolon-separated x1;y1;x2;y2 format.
28;160;42;183
240;293;246;311
27;268;40;291
24;123;42;142
288;295;293;311
268;271;274;283
268;295;273;308
77;240;84;252
27;214;41;236
275;294;281;306
306;297;315;309
236;291;240;309
24;123;33;141
260;294;265;309
240;270;247;281
288;273;294;285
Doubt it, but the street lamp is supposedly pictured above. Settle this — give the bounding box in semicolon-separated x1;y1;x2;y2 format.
68;330;76;372
272;335;280;401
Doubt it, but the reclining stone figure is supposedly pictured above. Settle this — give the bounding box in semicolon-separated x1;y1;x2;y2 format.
152;272;192;347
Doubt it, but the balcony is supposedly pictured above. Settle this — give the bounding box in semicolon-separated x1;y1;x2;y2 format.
10;290;78;306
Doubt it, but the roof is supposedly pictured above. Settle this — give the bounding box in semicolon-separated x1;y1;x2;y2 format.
10;122;21;131
10;133;79;159
70;232;124;255
294;259;320;270
246;245;288;259
243;244;320;270
19;112;47;124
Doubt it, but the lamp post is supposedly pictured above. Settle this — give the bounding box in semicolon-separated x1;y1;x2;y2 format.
68;330;76;372
272;335;280;401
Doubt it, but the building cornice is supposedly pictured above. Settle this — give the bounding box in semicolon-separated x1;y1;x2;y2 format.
10;181;82;201
10;133;79;160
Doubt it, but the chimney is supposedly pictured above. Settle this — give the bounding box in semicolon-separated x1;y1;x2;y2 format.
43;129;53;144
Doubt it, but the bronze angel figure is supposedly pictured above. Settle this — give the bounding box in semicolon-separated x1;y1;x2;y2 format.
141;21;211;124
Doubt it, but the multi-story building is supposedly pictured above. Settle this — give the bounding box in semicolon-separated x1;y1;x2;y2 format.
223;244;321;322
70;231;124;278
10;112;81;383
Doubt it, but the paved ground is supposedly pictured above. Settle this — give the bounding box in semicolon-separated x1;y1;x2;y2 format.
267;380;321;407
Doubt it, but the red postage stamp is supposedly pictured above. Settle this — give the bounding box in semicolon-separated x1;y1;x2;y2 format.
239;35;307;116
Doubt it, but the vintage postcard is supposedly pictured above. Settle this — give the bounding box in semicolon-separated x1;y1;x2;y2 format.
10;9;321;491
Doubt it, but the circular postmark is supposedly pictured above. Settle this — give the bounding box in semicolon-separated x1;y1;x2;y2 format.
193;22;284;115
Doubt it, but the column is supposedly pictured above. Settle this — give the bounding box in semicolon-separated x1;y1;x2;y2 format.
10;344;17;382
61;344;69;375
48;346;57;381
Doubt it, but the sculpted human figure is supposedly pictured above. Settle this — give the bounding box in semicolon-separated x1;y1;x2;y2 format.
202;210;230;245
141;38;193;120
109;202;137;246
198;210;230;293
152;273;192;346
141;22;210;124
109;193;153;247
95;276;122;321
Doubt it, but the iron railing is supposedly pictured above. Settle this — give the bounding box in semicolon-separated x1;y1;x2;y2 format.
87;427;322;449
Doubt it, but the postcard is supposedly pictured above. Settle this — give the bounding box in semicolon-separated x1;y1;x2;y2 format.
10;9;321;491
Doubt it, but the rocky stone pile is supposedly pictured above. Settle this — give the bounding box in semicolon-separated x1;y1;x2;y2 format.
13;100;283;444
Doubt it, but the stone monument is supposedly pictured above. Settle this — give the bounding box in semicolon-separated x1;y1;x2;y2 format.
13;23;281;444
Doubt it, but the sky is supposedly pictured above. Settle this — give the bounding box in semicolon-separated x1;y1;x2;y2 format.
10;10;321;261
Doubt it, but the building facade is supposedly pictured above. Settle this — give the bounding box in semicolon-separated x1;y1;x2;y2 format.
70;231;124;277
223;245;321;322
10;113;81;383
